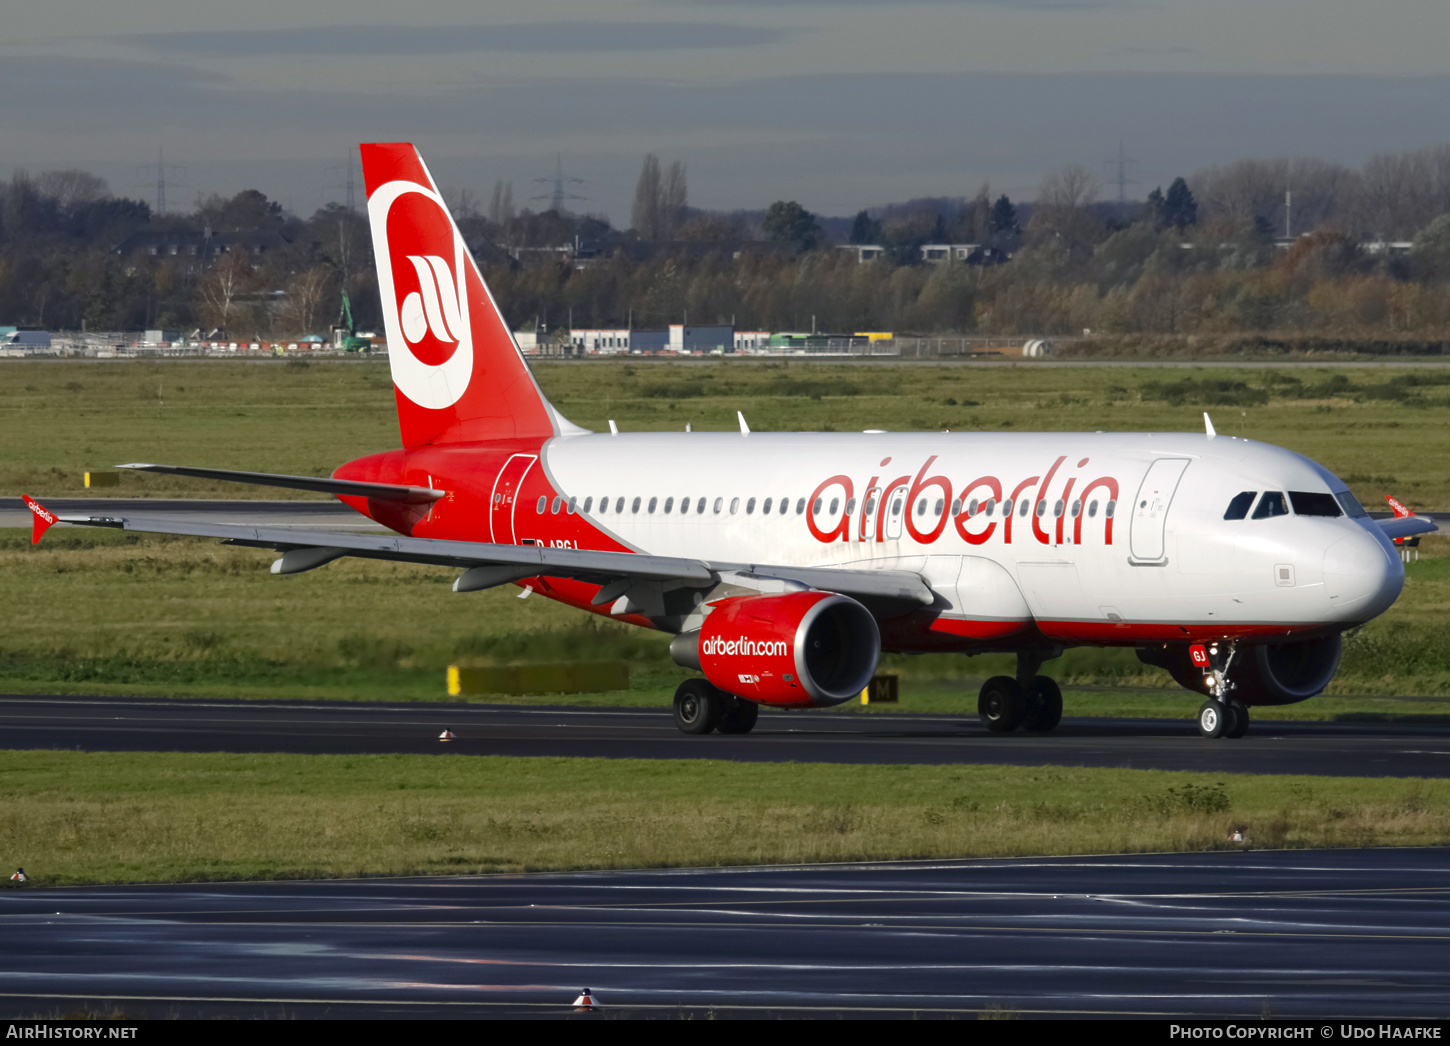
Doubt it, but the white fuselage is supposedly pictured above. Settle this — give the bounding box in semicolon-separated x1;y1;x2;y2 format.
529;429;1402;642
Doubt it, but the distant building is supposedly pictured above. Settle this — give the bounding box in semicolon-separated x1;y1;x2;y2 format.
839;244;887;263
734;331;771;352
919;243;1005;265
571;329;632;354
112;227;290;269
669;324;733;353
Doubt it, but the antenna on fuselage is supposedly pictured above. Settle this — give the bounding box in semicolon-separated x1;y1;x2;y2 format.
1203;412;1217;438
737;411;751;435
608;420;619;435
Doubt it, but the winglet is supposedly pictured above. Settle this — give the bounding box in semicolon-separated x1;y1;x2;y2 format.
1386;494;1412;519
1203;412;1216;437
22;496;57;545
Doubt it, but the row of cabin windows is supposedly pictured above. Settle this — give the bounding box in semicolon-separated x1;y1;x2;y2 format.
1222;490;1362;521
534;492;1118;521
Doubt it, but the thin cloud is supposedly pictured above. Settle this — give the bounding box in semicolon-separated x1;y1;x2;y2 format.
119;22;797;57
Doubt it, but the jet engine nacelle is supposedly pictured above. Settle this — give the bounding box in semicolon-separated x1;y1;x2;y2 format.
1138;633;1343;706
671;591;881;708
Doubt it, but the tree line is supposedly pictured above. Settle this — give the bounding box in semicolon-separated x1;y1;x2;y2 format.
4;142;1450;340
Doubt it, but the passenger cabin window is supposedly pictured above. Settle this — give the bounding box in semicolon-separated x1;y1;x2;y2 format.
551;496;561;514
1223;491;1257;520
1252;491;1289;519
730;497;740;514
796;498;806;515
746;497;756;514
677;497;686;514
1335;490;1368;518
583;497;593;513
1290;491;1343;518
632;496;642;513
779;498;789;515
648;496;658;514
697;497;707;514
536;496;546;514
567;496;577;514
615;497;625;513
762;497;773;514
844;497;856;516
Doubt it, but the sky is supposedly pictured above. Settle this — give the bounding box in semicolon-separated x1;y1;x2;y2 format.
3;0;1449;222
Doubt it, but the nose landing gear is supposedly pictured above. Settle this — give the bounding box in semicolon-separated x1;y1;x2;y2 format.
1195;641;1250;739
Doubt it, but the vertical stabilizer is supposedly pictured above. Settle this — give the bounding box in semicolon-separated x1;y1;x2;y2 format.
360;143;561;447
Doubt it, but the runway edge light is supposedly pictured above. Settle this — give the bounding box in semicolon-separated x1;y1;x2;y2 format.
439;730;455;742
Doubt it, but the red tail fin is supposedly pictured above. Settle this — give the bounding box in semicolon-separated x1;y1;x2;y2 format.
361;143;559;448
1385;494;1412;519
22;496;57;545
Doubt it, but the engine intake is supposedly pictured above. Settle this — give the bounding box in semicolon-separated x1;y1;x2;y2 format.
671;591;881;707
1137;633;1343;706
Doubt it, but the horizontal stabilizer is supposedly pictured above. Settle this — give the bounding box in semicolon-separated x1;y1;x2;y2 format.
1375;515;1437;541
116;463;444;504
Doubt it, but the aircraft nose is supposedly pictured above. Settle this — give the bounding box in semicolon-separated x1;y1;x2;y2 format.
1323;527;1403;621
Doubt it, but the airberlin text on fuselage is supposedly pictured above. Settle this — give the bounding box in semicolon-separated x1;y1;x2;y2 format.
806;453;1122;547
702;636;789;658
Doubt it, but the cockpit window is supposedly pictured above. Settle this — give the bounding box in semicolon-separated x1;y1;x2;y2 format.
1289;491;1342;518
1251;491;1289;519
1334;490;1369;518
1223;491;1257;520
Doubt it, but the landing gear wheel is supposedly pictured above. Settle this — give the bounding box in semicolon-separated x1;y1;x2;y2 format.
716;696;760;735
1225;699;1250;739
1022;676;1064;733
673;679;723;735
978;675;1025;733
1197;699;1227;739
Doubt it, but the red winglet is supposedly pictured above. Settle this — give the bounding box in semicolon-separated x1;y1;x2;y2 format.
1385;494;1412;519
21;496;57;545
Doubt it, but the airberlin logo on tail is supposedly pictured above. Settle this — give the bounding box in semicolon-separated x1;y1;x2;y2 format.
399;255;463;346
367;180;474;410
702;636;789;658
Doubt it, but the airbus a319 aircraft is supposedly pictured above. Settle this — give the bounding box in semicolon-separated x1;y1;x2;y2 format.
25;143;1438;740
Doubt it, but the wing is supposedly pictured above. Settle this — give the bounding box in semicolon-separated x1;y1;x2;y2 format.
33;503;934;610
115;463;443;504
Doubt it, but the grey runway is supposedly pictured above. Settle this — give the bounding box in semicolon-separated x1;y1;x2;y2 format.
2;848;1448;1019
4;694;1450;776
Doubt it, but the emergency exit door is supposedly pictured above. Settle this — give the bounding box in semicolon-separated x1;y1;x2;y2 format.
1129;458;1190;562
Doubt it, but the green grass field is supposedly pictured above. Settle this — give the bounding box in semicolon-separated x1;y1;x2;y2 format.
1;751;1444;886
5;356;1448;505
3;525;1450;714
3;356;1450;712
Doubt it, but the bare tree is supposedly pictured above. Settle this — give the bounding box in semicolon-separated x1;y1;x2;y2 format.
662;160;687;238
632;154;663;239
35;169;109;208
1031;165;1102;252
198;253;251;333
283;265;333;334
1038;165;1100;211
488;180;515;225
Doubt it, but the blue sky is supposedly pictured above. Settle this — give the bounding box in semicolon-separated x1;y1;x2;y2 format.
3;0;1447;221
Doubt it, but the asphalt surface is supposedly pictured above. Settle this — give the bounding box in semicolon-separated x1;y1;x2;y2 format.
4;694;1450;777
2;848;1448;1018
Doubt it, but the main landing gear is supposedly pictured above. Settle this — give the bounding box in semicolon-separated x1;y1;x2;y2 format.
978;648;1064;734
1196;641;1250;740
672;679;760;735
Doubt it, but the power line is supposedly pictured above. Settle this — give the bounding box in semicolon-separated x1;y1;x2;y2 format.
136;147;184;213
530;153;589;213
1102;140;1139;206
